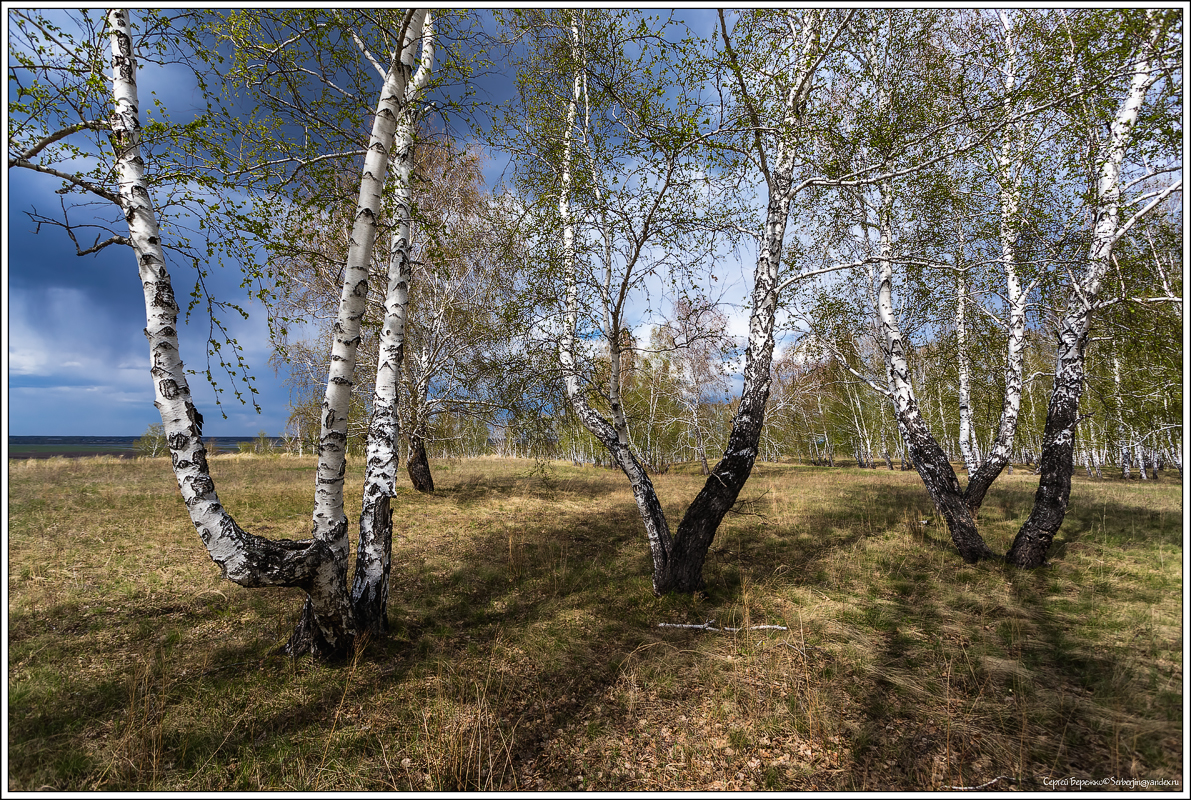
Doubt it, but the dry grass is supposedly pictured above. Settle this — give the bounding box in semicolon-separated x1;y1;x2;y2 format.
7;454;1183;791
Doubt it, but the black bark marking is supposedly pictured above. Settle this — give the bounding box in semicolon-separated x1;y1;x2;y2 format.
186;474;215;499
151;282;177;310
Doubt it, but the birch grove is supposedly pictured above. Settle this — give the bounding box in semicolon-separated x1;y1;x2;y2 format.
789;9;1180;566
8;6;1181;652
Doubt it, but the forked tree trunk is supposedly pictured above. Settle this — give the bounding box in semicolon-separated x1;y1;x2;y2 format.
556;14;677;592
872;180;994;564
556;10;834;595
103;8;434;657
1007;23;1163;567
106;9;418;659
648;159;793;594
649;11;833;595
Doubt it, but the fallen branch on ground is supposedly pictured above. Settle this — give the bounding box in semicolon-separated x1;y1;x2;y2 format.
944;775;1027;791
657;620;789;633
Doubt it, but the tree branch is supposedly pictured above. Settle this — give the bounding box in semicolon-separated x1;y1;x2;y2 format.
8;157;119;203
11;119;109;161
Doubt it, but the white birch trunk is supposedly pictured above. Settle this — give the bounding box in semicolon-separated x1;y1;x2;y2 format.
955;260;979;475
963;13;1030;513
351;16;433;629
659;9;833;593
290;9;430;651
312;9;428;556
1008;21;1163;566
107;9;358;656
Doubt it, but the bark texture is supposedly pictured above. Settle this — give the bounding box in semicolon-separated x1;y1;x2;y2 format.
558;10;831;595
555;14;679;592
351;20;434;634
406;430;435;493
289;10;432;653
108;9;358;658
1007;24;1162;567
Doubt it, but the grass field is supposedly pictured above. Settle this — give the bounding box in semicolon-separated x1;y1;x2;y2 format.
7;454;1184;791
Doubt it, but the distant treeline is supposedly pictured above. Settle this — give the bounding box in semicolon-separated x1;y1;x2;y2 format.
7;435;283;460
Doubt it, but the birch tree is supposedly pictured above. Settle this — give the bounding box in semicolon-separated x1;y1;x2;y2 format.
10;8;439;656
501;9;754;594
1007;10;1180;567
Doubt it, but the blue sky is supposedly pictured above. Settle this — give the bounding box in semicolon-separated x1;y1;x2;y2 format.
6;162;285;436
4;10;500;437
5;8;754;438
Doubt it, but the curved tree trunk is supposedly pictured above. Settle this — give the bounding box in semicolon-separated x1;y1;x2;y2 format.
644;10;839;595
1004;316;1085;567
290;10;432;656
656;182;790;594
872;180;994;564
108;8;435;658
1007;23;1163;567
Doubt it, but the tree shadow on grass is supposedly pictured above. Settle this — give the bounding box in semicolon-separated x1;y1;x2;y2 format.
822;472;1183;790
7;463;1182;791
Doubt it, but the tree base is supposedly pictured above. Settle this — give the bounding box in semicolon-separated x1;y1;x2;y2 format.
407;438;434;493
284;597;355;660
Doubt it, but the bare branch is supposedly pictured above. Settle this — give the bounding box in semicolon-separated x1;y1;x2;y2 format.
11;119;109;161
9;157;119;203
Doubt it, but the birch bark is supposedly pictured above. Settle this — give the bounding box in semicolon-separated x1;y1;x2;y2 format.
556;14;677;590
648;10;832;594
1007;19;1165;567
962;11;1030;514
351;17;433;633
954;256;980;476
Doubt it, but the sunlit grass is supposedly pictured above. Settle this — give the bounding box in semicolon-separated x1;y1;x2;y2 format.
7;454;1183;790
